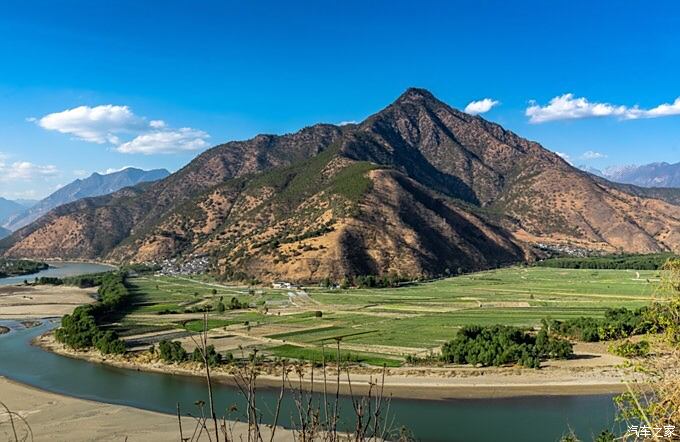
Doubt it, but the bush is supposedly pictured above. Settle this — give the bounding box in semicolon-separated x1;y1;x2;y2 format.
191;345;222;366
314;310;323;318
95;331;126;354
352;274;406;289
441;325;572;368
610;340;650;358
229;297;247;310
546;307;659;342
158;340;188;363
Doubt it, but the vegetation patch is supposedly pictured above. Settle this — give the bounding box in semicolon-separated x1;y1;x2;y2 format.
267;344;402;367
609;339;650;358
54;272;130;354
441;325;573;368
182;318;237;332
545;306;663;342
536;253;677;270
0;258;48;278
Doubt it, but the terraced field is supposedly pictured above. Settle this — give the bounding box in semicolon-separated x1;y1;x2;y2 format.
115;267;663;365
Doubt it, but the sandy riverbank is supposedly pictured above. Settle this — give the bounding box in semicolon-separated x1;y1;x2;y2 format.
0;284;97;318
36;332;642;400
0;376;291;442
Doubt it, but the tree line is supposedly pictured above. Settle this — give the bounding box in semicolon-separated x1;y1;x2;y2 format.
54;272;130;354
0;258;48;278
545;306;669;342
535;253;677;270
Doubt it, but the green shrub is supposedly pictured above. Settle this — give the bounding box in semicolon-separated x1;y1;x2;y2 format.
95;331;126;354
610;340;650;358
158;340;188;363
546;307;659;342
191;345;222;366
441;325;572;368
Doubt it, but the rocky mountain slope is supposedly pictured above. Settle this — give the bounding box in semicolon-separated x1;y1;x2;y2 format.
3;167;170;231
3;89;680;282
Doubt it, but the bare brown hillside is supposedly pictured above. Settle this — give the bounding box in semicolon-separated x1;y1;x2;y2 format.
3;88;680;282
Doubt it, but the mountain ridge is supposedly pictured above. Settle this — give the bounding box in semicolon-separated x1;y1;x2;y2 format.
3;88;680;282
0;197;26;226
602;162;680;188
3;167;170;231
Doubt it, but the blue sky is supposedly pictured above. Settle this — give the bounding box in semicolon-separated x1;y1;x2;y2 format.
1;0;679;199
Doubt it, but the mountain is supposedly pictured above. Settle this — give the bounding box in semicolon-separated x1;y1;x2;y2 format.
0;198;26;226
3;167;170;231
0;227;10;240
577;165;604;177
3;88;680;283
14;199;38;208
601;162;680;188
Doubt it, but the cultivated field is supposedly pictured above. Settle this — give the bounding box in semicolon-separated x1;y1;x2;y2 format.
111;267;663;365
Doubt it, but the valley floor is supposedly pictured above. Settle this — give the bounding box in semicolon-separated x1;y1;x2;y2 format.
36;331;641;400
0;266;657;414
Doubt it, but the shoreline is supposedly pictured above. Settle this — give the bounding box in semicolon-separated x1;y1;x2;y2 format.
34;331;639;401
0;376;290;441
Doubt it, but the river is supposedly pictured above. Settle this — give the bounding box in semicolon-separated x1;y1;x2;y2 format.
0;263;625;441
0;261;116;286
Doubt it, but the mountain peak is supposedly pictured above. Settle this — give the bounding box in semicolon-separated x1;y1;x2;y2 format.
396;87;437;103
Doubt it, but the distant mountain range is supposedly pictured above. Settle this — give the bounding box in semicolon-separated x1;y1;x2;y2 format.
2;167;170;231
0;226;10;240
3;88;680;283
0;198;26;226
14;199;38;208
580;162;680;188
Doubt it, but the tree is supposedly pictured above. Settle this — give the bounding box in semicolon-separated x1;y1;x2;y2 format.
158;340;188;363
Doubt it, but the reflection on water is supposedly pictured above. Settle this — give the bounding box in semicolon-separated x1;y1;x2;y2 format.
0;320;625;441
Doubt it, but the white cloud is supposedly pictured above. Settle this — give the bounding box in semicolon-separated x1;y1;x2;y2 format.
1;189;39;200
526;94;680;123
37;105;145;144
149;120;166;129
73;169;89;177
624;97;680;120
580;150;607;160
337;120;358;126
102;166;137;174
34;106;210;155
0;161;58;181
115;128;210;155
464;98;500;115
555;152;572;164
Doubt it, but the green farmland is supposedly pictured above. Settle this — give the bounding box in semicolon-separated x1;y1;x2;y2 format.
117;266;664;365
